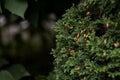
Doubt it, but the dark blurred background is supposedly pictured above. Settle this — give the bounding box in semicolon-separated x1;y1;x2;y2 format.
0;0;80;78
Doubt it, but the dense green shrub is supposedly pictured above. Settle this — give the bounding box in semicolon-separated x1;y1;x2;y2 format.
52;0;120;80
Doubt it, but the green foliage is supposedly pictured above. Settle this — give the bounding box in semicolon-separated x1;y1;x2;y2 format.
0;71;15;80
52;0;120;80
0;58;55;80
7;64;30;80
0;58;31;80
4;0;27;18
47;72;56;80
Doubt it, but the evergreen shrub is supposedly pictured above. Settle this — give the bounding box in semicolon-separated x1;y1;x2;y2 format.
52;0;120;80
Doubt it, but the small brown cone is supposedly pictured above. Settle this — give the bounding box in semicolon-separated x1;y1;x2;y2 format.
70;50;74;55
114;42;120;48
75;66;80;71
